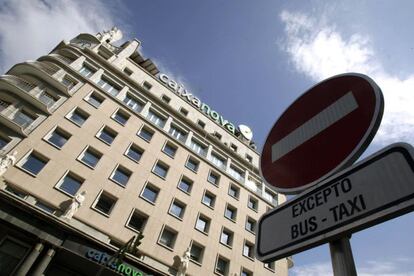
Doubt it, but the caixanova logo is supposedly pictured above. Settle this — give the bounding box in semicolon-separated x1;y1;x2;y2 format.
86;248;151;276
159;74;236;134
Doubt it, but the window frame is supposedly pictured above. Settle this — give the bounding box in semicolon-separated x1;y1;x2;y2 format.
177;176;193;195
137;125;154;142
124;143;144;163
84;91;104;108
195;213;211;235
65;107;89;127
158;225;178;250
140;182;160;205
54;171;84;197
185;156;200;173
77;146;102;169
201;190;216;209
219;227;234;248
43;126;71;149
168;198;186;220
224;203;237;222
248;196;259;212
152;160;169;179
126;209;148;233
162;141;178;158
92;190;117;217
17;150;49;177
96;125;118;145
111;108;130;126
228;184;240;200
109;164;132;187
215;255;230;276
207;170;220;186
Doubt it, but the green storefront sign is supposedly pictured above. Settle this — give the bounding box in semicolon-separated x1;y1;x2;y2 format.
86;248;151;276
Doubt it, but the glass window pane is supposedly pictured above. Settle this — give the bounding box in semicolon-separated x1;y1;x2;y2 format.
112;167;130;186
59;174;82;195
142;186;158;202
48;129;69;148
126;145;142;162
22;153;47;175
178;179;191;193
81;149;100;167
69;109;87;125
128;212;147;232
138;128;153;141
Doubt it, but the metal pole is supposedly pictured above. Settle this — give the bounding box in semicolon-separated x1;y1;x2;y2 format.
329;236;357;276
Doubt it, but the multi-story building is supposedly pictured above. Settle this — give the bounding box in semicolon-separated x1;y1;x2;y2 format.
0;28;292;276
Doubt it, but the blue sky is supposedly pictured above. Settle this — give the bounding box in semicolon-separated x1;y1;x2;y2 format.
1;0;414;275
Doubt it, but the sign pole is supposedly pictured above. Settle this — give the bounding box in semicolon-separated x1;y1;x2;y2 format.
329;236;357;276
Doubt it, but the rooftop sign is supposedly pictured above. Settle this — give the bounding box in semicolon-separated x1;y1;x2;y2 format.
159;74;237;135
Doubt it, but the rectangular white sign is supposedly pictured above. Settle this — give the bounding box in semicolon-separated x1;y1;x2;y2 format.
256;143;414;262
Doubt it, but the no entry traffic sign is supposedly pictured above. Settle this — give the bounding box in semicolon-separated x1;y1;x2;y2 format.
260;73;384;194
256;143;414;262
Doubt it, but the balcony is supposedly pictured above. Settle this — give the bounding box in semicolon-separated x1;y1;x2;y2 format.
0;108;36;137
8;62;70;96
0;75;53;114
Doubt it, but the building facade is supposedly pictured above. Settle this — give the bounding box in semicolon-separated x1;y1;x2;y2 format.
0;29;292;276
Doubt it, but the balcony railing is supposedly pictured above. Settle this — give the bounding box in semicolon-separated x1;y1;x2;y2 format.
2;75;36;92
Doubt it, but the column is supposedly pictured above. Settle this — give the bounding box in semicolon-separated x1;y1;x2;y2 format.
163;116;173;132
205;145;213;161
184;131;194;147
140;101;151;118
32;247;56;276
15;242;44;276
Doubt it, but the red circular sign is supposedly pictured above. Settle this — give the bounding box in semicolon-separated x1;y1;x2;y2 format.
260;73;384;194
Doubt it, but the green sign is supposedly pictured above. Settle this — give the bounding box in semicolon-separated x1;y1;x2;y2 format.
86;248;151;276
159;74;236;134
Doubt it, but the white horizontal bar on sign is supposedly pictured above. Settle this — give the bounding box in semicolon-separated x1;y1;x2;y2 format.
271;91;358;163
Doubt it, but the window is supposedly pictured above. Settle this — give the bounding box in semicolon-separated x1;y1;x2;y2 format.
248;196;258;211
123;67;133;76
161;95;170;103
45;127;71;148
179;108;188;116
162;142;177;158
202;190;216;208
56;172;84;196
13;109;36;127
123;94;143;112
67;108;89;126
152;161;169;179
209;152;226;170
229;165;245;183
0;238;30;275
125;143;143;162
127;210;148;232
159;227;177;249
38;90;59;107
143;81;152;90
138;126;154;142
96;126;117;145
246;154;253;163
85;92;104;108
264;189;278;205
78;147;102;168
19;151;48;175
112;109;130;125
190;242;204;264
228;184;240;199
264;261;275;271
97;77;120;96
141;183;159;203
93;191;117;215
243;241;254;259
61;75;77;90
0;135;11;149
168;124;187;142
215;255;229;276
208;171;220;186
213;132;222;140
110;165;131;186
230;143;238;152
220;228;233;247
246;217;256;233
169;199;186;219
189;139;207;157
178;177;193;194
79;65;95;78
146;109;166;128
224;204;237;221
195;214;210;233
197;120;205;129
0;99;10;111
35;201;55;214
241;268;253;276
185;156;199;172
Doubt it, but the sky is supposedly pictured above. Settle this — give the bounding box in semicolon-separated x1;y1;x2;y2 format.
1;0;413;275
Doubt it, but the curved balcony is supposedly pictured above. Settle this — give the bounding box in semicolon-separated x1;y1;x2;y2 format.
0;108;34;137
8;61;70;96
0;75;52;114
